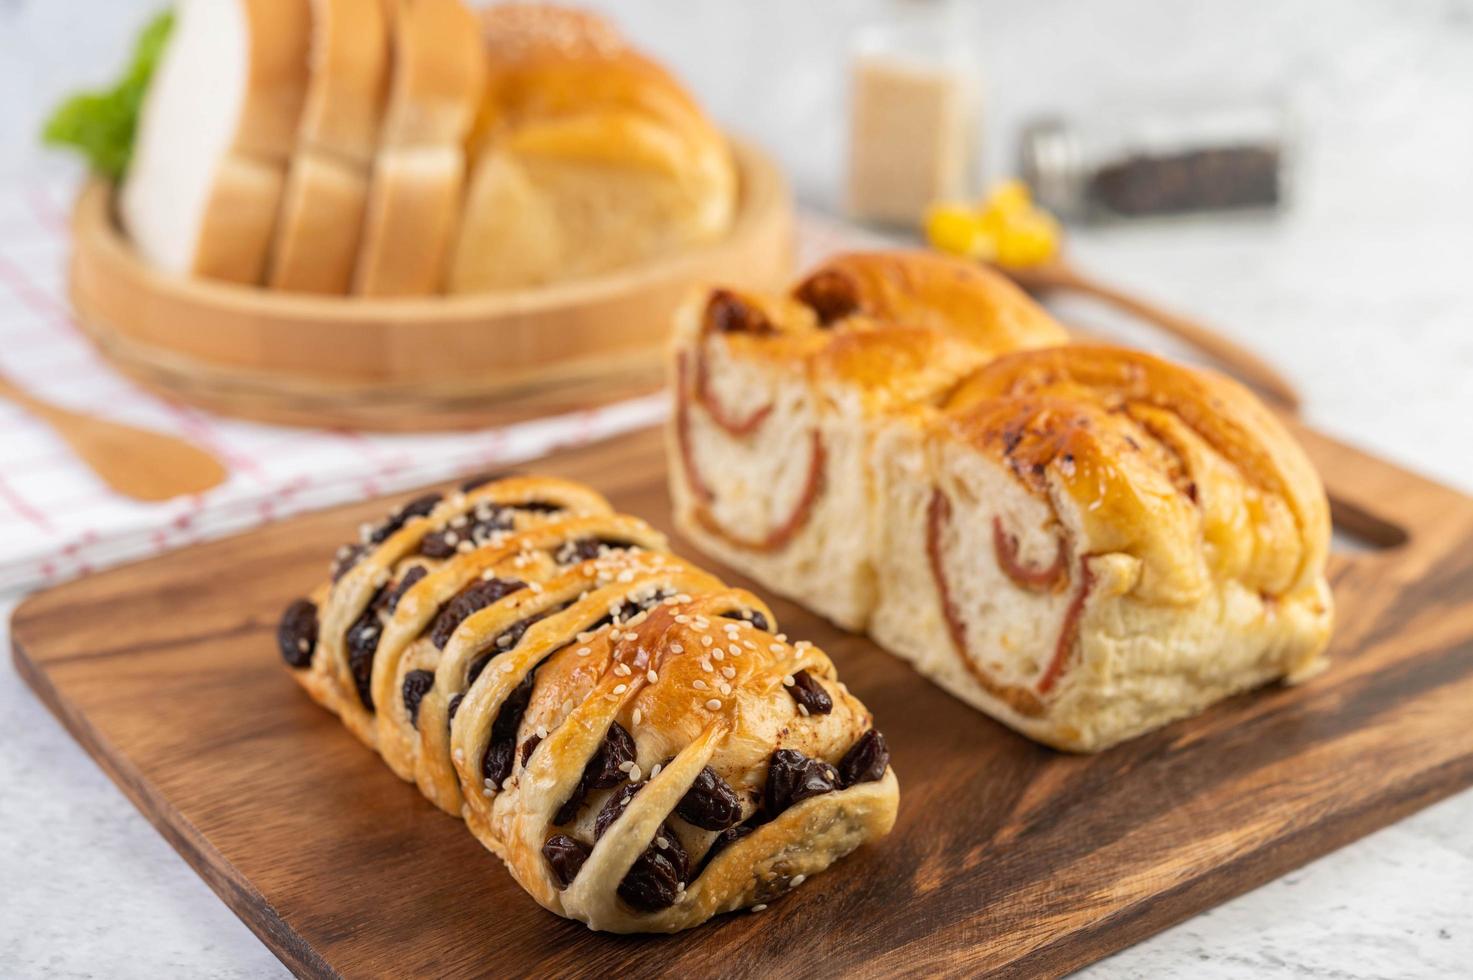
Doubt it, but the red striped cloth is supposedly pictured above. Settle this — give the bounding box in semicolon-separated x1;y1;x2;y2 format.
0;178;886;591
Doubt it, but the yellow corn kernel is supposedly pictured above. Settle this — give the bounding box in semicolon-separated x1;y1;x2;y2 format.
986;178;1033;217
995;212;1061;267
924;202;994;259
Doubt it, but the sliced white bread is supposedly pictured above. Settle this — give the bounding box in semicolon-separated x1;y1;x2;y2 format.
121;0;311;285
353;0;485;297
266;0;390;293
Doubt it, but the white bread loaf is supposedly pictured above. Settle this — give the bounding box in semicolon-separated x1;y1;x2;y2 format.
352;0;485;297
445;4;736;293
668;251;1334;752
266;0;390;293
121;0;311;285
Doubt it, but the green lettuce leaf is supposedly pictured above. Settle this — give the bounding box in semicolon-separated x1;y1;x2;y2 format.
41;9;175;180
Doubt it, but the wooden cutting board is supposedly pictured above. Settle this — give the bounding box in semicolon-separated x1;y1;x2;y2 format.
13;423;1473;978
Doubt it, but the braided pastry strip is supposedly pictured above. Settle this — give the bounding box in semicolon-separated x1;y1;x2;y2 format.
279;474;898;932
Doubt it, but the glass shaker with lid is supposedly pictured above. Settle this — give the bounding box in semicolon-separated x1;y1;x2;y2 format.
846;0;982;227
1020;97;1292;222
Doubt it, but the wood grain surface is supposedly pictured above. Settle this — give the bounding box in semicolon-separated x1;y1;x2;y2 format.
12;422;1473;978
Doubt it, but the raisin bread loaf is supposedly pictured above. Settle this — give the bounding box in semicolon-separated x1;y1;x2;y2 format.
668;250;1333;751
279;473;897;932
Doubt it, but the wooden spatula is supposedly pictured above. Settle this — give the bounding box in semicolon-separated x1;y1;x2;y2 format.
0;374;227;502
997;255;1302;412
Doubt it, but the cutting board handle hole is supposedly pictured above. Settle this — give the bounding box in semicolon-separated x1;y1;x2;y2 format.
1329;494;1408;552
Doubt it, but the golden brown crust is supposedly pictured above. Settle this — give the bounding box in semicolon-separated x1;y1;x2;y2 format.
791;251;1070;356
235;0;313;158
281;473;897;931
668;249;1334;751
354;0;485;296
446;3;735;292
944;345;1329;600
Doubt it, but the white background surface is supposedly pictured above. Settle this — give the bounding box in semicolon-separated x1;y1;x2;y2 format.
3;1;1473;977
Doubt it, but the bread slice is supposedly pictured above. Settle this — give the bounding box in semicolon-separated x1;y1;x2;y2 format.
266;0;390;293
445;5;737;293
669;251;1333;752
353;0;484;297
121;0;311;284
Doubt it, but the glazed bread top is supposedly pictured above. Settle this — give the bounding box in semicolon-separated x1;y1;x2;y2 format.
944;345;1330;606
471;4;728;181
677;251;1070;418
790;251;1070;355
444;3;737;292
677;250;1329;615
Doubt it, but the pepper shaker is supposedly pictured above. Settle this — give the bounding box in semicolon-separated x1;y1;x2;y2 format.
1020;97;1293;222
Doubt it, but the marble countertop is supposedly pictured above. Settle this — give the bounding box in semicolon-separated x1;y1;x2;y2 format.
3;0;1472;976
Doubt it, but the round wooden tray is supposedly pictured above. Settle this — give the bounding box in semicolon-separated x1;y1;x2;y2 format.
67;139;794;431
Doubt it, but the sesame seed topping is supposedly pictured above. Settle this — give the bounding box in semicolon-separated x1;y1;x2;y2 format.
692;679;708;690
649;763;662;778
614;663;632;676
752;904;768;912
577;647;591;657
632;708;642;725
647;669;659;683
670;643;684;653
535;725;548;739
610;629;622;640
798;704;810;716
791;874;806;887
453;748;465;763
675;615;690;624
613;683;628;695
770;643;785;653
782;674;795;686
719;682;732;695
706;698;722;711
618;760;635;772
701;660;714;673
655;836;668;849
628;765;642;782
743;640;757;650
722;666;736;678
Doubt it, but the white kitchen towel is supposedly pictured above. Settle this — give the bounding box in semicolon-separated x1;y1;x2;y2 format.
0;177;887;593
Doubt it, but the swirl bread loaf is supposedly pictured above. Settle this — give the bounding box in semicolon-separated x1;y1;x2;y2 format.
669;250;1334;751
278;474;897;932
